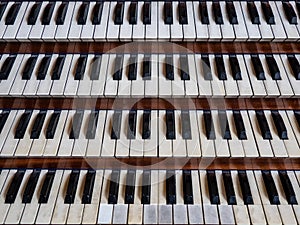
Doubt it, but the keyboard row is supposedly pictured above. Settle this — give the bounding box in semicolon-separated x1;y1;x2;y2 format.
0;169;299;224
0;109;299;158
0;53;299;97
1;1;300;41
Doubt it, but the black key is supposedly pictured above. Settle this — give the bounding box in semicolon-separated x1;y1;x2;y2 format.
180;54;190;80
0;55;16;80
113;54;123;80
283;2;297;24
90;56;102;80
5;169;25;203
262;170;280;204
295;110;300;128
229;54;242;80
179;1;188;24
204;110;215;140
127;110;137;139
114;2;124;25
251;55;265;80
271;110;288;139
141;170;151;204
69;110;84;139
143;1;151;24
56;2;68;25
39;170;56;203
199;1;209;24
142;110;151;139
261;1;275;24
37;55;51;80
238;170;253;205
65;170;80;204
207;170;219;204
142;55;151;80
28;3;42;25
22;169;41;204
111;110;122;139
212;1;223;24
0;110;10;134
108;170;120;204
128;54;137;80
181;110;191;139
166;170;176;204
129;2;137;24
42;2;55;25
74;55;87;80
15;110;32;139
86;111;99;139
215;54;227;80
82;170;96;204
164;1;173;24
30;110;46;139
183;170;193;204
165;55;174;80
256;110;272;140
233;110;247;140
125;170;136;204
92;2;103;25
278;170;297;204
77;2;89;25
166;110;175;139
218;110;231;140
46;111;60;139
0;2;8;21
222;170;236;205
52;55;65;80
266;55;281;80
226;1;238;24
22;55;38;80
247;1;260;24
5;3;21;25
287;54;300;80
201;54;212;80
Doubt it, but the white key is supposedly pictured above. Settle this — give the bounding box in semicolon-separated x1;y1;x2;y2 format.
55;2;76;41
185;54;199;97
42;2;61;41
94;2;110;41
115;110;130;157
132;2;144;41
193;1;209;41
207;1;222;41
15;2;36;41
64;54;80;96
290;1;300;40
223;55;239;97
57;110;75;156
129;110;143;157
227;111;245;157
72;111;90;156
186;110;201;157
255;1;274;41
118;54;132;97
233;2;248;41
101;110;116;157
0;2;15;39
182;1;196;41
145;2;158;40
188;171;203;224
106;2;120;41
0;110;17;155
158;2;170;41
131;54;144;97
286;110;300;152
158;170;172;224
68;2;84;41
143;110;158;157
236;54;253;97
128;170;143;224
77;54;94;97
144;54;158;97
173;110;187;157
172;54;185;97
104;54;118;97
158;54;172;97
80;2;96;41
144;171;158;224
290;171;300;223
170;2;183;41
158;110;172;157
210;55;225;97
98;170;113;224
28;2;49;41
119;2;132;41
219;1;235;41
194;54;212;97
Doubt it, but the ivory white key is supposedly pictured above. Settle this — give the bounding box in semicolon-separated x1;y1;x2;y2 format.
64;54;81;96
290;171;300;223
144;54;158;97
68;2;85;41
91;54;109;97
290;1;300;40
0;110;17;156
72;111;90;156
182;1;196;41
113;170;127;224
158;1;170;41
0;2;15;39
193;1;209;41
144;170;158;224
194;54;212;97
131;54;144;97
128;170;143;224
286;110;300;151
77;54;94;97
93;2;110;41
158;110;172;157
232;2;248;41
42;2;61;41
106;2;120;41
206;1;222;41
132;2;144;41
173;171;188;225
98;170;113;224
184;54;199;97
188;171;203;224
55;2;76;41
129;110;143;157
119;2;132;41
236;54;253;97
80;2;96;41
15;2;36;41
158;54;172;97
255;1;274;41
223;55;239;97
145;1;158;40
219;1;235;41
172;110;187;157
104;54;118;97
143;110;158;157
158;170;172;224
172;55;185;97
115;110;130;157
101;110;116;157
227;111;245;157
170;2;183;41
186;110;201;157
209;55;226;97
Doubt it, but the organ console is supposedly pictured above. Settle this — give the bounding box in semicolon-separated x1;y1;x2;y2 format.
0;1;299;224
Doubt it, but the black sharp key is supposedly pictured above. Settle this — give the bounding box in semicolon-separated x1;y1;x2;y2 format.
199;1;209;24
46;111;60;139
141;170;151;204
125;170;136;204
5;3;21;25
204;110;215;140
22;55;38;80
42;2;55;25
262;170;280;205
201;54;212;80
69;110;84;139
266;55;281;80
113;54;123;80
278;170;297;205
233;110;247;140
56;2;68;25
64;170;80;204
37;55;51;80
82;170;96;204
251;55;265;80
179;1;188;24
108;170;120;204
128;54;137;80
218;110;231;140
166;110;175;139
86;110;99;139
22;169;41;204
28;3;42;25
39;170;56;203
207;170;219;204
212;1;223;24
287;54;300;80
215;54;227;80
143;55;151;80
222;170;236;205
181;110;191;139
0;55;16;80
143;1;151;24
271;110;288;140
74;55;87;80
77;2;89;25
129;2;137;24
256;110;272;140
261;1;275;24
165;54;174;80
52;55;65;80
164;1;173;24
247;1;260;24
111;110;122;139
0;110;10;134
0;2;8;21
114;1;124;25
238;170;253;205
92;2;103;25
295;110;300;128
166;170;176;204
90;56;102;80
180;54;190;80
127;110;137;139
15;110;32;139
5;169;25;204
283;2;297;24
183;170;193;204
142;110;151;139
30;110;47;139
226;1;238;24
229;54;242;80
